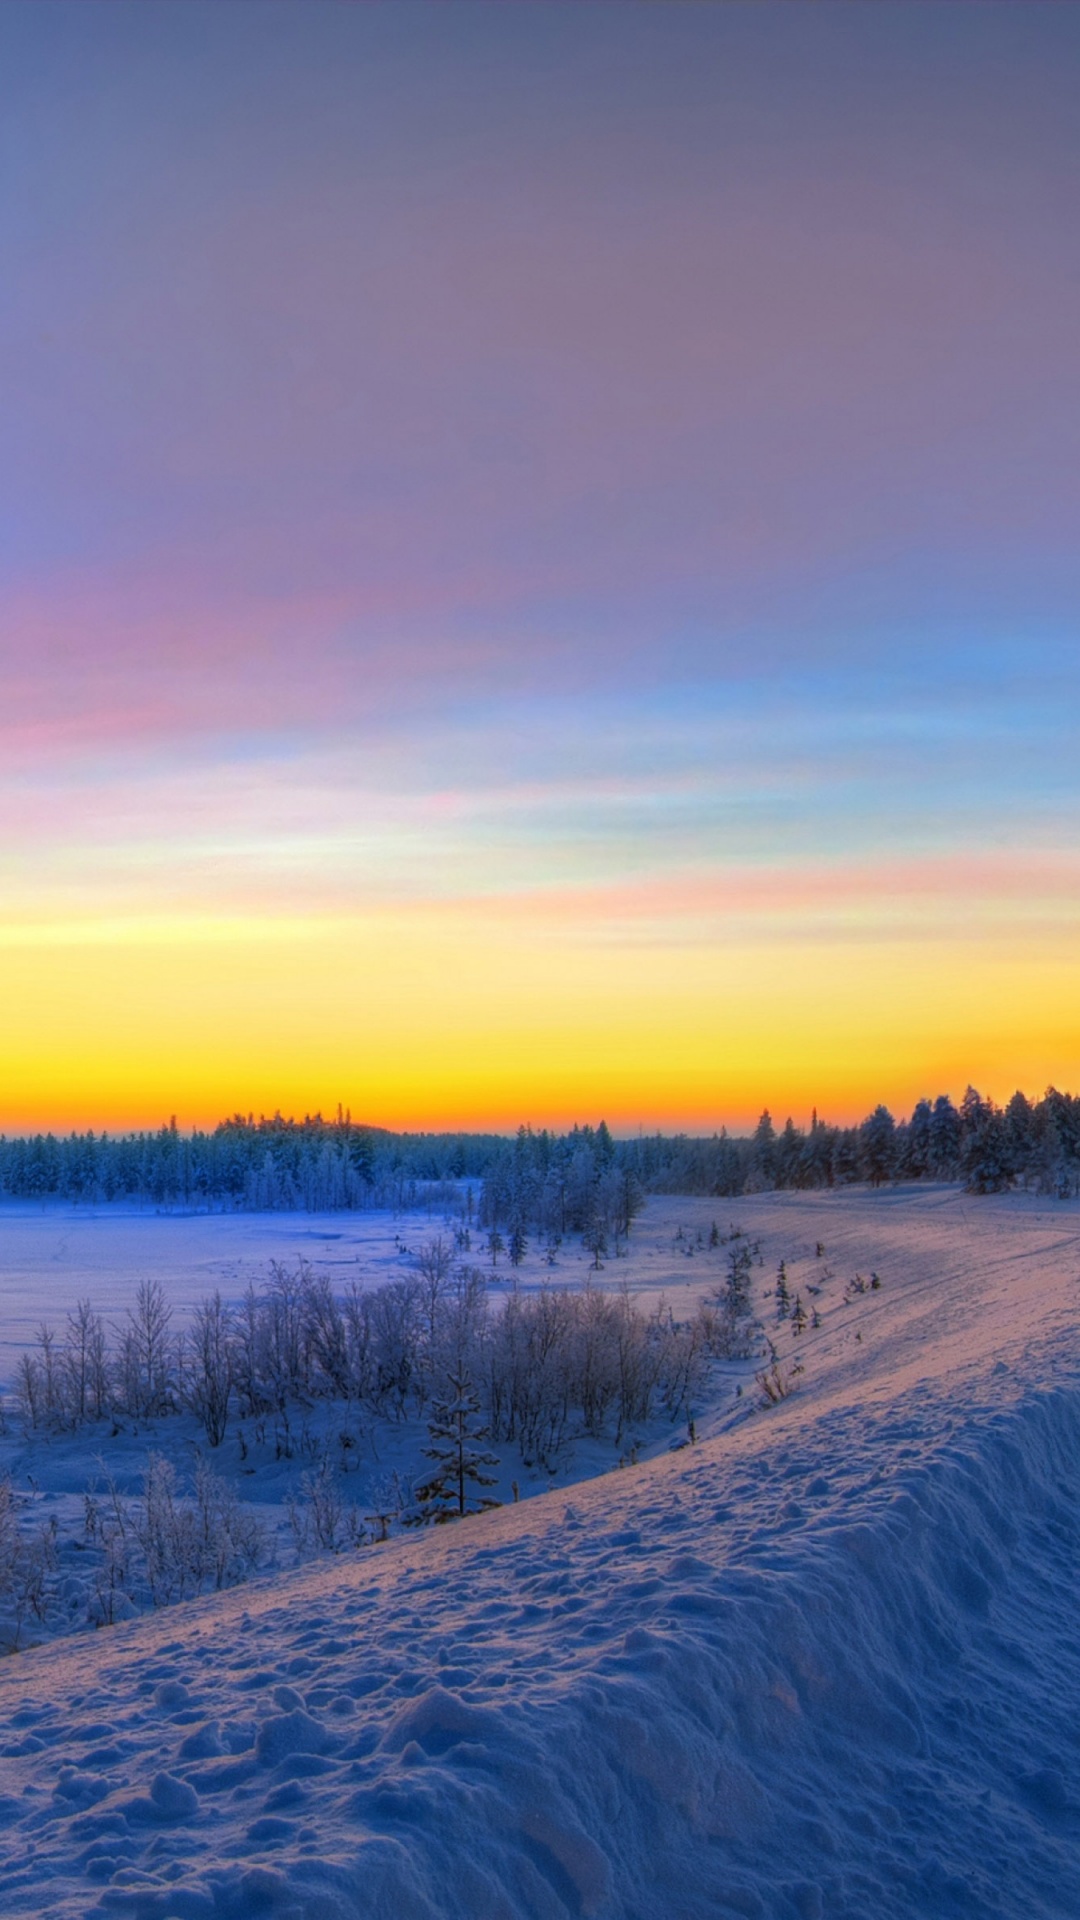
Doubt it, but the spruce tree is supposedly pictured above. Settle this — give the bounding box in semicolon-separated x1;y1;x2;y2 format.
414;1371;500;1523
508;1225;527;1268
859;1105;896;1187
774;1260;790;1321
582;1213;607;1270
727;1243;753;1315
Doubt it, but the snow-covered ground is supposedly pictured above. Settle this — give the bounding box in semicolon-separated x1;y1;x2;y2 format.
0;1190;739;1382
1;1186;1079;1918
0;1194;758;1633
0;1202;475;1385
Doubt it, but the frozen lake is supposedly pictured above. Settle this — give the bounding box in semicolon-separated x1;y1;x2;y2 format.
0;1193;725;1389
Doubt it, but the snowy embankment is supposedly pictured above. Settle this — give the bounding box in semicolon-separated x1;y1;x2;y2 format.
2;1189;1080;1919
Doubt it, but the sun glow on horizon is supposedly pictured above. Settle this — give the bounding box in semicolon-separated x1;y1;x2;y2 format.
3;4;1078;1138
1;890;1076;1137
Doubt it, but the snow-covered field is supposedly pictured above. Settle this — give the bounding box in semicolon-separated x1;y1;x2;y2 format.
1;1186;1079;1918
0;1191;729;1383
0;1195;738;1620
0;1203;474;1385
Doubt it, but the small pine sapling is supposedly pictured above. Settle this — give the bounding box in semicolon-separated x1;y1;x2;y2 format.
775;1262;790;1321
414;1371;501;1523
726;1243;754;1315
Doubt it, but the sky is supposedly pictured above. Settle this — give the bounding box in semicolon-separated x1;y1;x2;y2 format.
2;0;1079;1135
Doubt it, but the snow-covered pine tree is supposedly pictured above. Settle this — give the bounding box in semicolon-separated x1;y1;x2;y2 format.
859;1104;896;1187
414;1371;500;1523
582;1211;607;1270
749;1110;777;1188
727;1242;753;1315
961;1106;1011;1193
775;1261;790;1321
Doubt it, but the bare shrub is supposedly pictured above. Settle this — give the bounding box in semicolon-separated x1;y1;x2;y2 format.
182;1292;233;1446
0;1480;59;1650
288;1455;363;1554
755;1361;801;1406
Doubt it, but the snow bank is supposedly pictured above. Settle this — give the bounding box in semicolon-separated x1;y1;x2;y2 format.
2;1361;1079;1916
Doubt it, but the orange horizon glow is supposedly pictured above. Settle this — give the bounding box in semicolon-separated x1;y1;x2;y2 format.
1;880;1076;1138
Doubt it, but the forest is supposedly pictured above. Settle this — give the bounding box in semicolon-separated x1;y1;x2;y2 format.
0;1085;1077;1216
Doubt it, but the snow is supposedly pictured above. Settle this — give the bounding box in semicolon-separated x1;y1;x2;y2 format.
0;1202;462;1385
2;1186;1080;1917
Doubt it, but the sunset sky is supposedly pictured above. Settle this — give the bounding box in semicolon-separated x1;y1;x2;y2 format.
3;1;1079;1134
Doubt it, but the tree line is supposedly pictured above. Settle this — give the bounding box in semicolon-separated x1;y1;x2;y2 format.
476;1089;1080;1231
0;1086;1076;1213
0;1110;498;1210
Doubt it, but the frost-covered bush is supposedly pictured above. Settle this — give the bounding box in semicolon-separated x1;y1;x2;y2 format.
15;1247;714;1474
0;1479;58;1650
83;1454;265;1620
287;1454;365;1554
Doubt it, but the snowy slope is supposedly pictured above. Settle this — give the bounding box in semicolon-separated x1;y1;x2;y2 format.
2;1188;1080;1920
